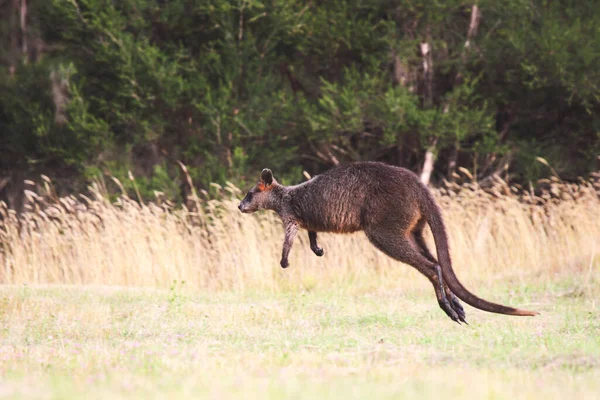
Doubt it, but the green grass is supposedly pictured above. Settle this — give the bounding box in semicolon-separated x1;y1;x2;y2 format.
0;278;599;399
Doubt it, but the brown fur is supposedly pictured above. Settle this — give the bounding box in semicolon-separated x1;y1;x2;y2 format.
239;162;539;323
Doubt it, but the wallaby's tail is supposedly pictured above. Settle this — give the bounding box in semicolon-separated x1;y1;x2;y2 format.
421;189;538;317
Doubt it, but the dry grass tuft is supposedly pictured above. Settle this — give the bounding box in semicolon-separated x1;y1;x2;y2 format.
1;174;599;293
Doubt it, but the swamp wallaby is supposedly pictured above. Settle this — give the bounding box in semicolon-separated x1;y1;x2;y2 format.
238;162;538;323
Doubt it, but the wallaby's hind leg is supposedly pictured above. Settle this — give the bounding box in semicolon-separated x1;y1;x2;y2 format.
365;227;465;323
413;223;465;322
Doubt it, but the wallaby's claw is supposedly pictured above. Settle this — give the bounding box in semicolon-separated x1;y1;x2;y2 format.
280;259;289;269
438;294;467;324
313;247;324;256
451;295;467;323
439;299;462;324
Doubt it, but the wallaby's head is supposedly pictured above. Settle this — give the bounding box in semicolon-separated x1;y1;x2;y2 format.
238;168;277;213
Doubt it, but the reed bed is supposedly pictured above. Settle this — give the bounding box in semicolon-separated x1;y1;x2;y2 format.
1;173;599;293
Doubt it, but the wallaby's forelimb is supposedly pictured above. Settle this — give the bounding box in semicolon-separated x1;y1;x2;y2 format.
308;231;324;256
281;222;298;268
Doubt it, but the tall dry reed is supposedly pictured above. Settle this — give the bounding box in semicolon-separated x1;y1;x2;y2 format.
1;174;599;293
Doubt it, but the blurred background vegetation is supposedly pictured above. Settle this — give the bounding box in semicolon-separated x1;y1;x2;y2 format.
1;0;599;207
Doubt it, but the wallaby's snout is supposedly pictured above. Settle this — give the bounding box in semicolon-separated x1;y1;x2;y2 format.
238;192;253;213
238;195;254;213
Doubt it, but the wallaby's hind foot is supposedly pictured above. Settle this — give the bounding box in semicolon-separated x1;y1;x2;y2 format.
437;291;466;323
414;223;466;323
434;264;467;324
451;294;466;323
438;297;463;323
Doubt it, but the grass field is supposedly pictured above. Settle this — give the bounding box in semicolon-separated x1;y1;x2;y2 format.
0;277;599;399
1;176;599;398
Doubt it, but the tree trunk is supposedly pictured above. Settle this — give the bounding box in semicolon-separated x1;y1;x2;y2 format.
8;0;19;76
420;138;438;185
51;70;69;125
446;5;481;181
419;28;435;181
420;40;433;108
20;0;27;57
447;142;458;180
454;5;480;86
465;5;480;49
392;51;408;88
420;146;436;185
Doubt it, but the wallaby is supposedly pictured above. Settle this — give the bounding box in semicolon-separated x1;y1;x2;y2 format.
238;162;538;323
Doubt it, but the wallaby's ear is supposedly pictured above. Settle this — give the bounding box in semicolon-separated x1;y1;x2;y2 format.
261;168;273;186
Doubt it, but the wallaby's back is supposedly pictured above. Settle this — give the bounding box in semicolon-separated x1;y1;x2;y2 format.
288;162;424;232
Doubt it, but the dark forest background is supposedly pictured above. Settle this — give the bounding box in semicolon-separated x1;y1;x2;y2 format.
1;0;599;207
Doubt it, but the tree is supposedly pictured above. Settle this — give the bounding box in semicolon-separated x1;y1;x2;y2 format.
0;0;598;206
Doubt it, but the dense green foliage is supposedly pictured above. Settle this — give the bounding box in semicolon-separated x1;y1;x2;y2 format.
1;0;599;201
